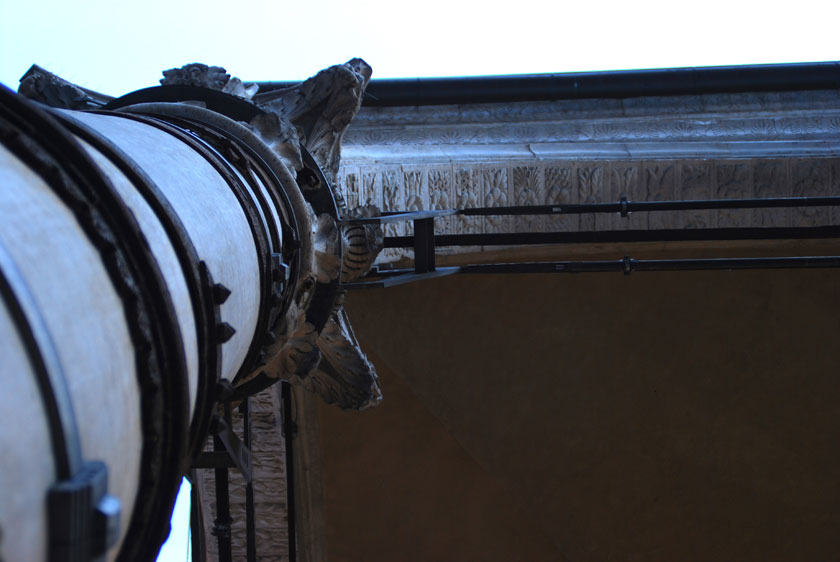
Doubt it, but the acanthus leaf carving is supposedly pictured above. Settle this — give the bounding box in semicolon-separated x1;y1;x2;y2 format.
263;302;322;381
18;64;113;109
160;62;259;99
305;308;382;410
255;58;372;189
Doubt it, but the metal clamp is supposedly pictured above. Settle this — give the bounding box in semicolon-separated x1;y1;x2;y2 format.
48;461;121;562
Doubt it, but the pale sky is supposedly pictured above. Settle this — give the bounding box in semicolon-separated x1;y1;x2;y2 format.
1;0;835;560
1;0;838;95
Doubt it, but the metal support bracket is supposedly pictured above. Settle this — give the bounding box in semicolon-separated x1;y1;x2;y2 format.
193;416;252;482
48;460;121;562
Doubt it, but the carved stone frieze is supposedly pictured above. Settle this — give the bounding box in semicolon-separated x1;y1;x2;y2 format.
454;167;482;235
792;159;831;226
483;168;510;233
576;164;604;230
754;160;789;227
716;163;752;227
607;165;642;231
429;168;453;232
338;88;840;266
679;162;713;229
513;166;542;232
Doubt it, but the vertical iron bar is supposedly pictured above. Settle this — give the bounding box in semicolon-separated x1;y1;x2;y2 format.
188;471;205;562
282;382;297;562
213;407;233;562
413;218;436;273
242;397;257;562
212;434;232;562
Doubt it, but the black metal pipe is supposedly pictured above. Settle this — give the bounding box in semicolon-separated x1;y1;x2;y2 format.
457;256;840;275
384;226;840;249
256;62;840;106
188;470;206;562
212;416;232;562
458;196;840;217
281;382;297;562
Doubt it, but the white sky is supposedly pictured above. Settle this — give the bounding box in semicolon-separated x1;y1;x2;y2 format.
2;0;838;95
1;0;835;560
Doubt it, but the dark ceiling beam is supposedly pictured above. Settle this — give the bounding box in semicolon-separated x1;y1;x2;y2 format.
255;61;840;107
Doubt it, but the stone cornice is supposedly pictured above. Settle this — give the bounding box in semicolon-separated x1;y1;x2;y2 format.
342;90;840;162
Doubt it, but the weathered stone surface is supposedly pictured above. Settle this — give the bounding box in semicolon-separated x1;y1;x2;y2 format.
338;88;840;263
18;64;112;108
256;59;372;189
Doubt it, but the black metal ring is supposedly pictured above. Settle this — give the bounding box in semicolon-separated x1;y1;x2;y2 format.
104;90;345;396
104;85;263;122
105;87;341;332
149;114;310;368
104;100;309;388
0;86;189;562
154;115;294;376
48;108;220;468
101;110;274;382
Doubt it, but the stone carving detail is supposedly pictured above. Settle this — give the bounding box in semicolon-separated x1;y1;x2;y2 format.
483;168;510;232
343;171;361;210
404;170;424;235
429;170;451;209
339;86;840;273
256;59;372;188
577;165;604;230
792;159;831;226
754;160;789;227
455;167;482;235
429;169;454;233
609;165;641;230
645;164;675;229
382;169;403;237
237;59;382;411
513;166;542;232
18;65;112;109
247;111;304;172
344;102;840;155
545;166;574;232
679;162;712;228
161;63;229;90
312;213;341;283
160;62;259;99
264;302;321;381
341;206;385;282
304;308;382;410
361;168;379;208
716;163;752;227
405;170;424;211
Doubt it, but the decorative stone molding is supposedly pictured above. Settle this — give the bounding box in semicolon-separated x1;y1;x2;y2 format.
337;90;840;265
341;90;840;163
